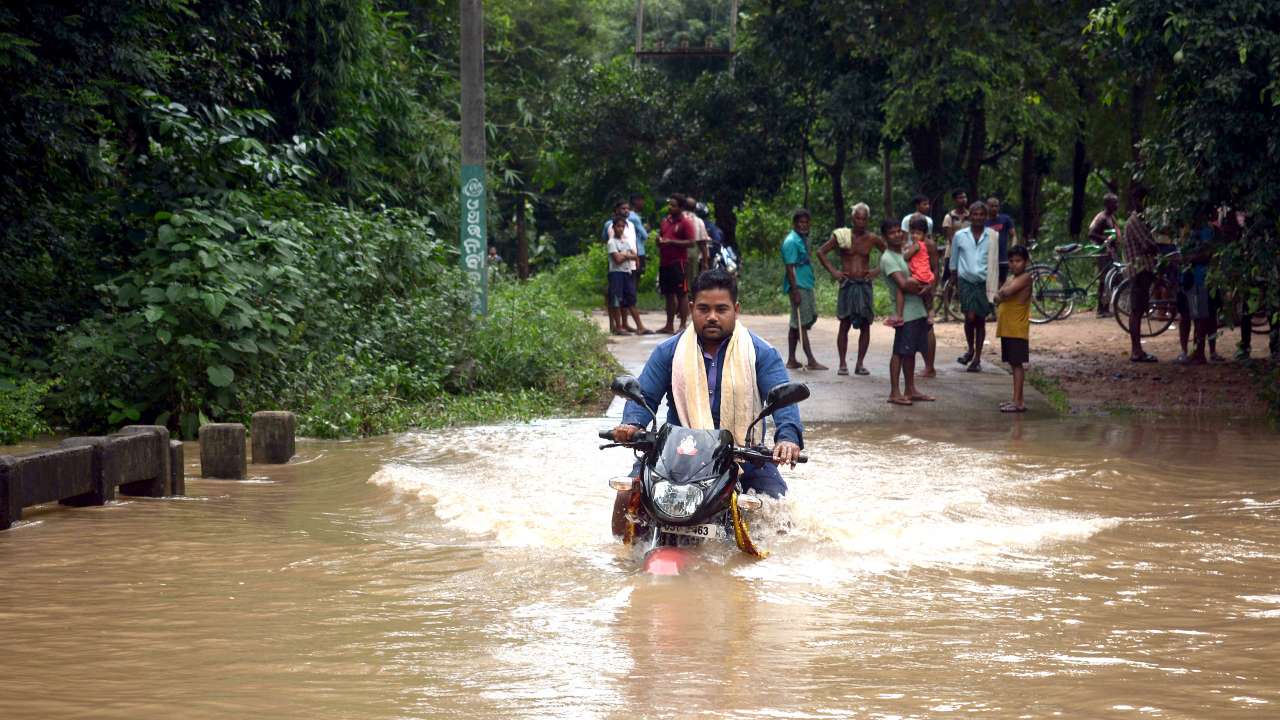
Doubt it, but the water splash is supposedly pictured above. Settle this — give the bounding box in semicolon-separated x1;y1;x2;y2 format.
370;420;1119;577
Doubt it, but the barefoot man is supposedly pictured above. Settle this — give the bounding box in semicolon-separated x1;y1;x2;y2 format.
880;221;935;406
782;209;827;371
817;202;884;376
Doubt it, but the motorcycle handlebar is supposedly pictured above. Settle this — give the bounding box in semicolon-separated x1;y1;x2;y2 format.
734;447;808;464
598;431;807;464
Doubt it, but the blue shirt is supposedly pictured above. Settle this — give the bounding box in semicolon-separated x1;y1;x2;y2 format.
949;226;995;283
621;330;804;448
602;212;648;256
705;219;723;246
781;230;815;292
989;213;1014;263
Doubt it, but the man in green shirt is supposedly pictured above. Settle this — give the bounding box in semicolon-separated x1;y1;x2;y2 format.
782;208;826;370
879;221;935;405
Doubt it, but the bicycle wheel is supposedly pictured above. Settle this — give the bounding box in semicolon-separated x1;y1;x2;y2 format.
1030;265;1071;323
1112;277;1177;337
943;279;961;322
930;284;948;321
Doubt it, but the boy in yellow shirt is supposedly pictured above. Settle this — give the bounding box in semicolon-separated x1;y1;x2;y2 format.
995;246;1032;412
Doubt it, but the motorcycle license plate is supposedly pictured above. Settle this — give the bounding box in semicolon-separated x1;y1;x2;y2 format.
658;523;725;540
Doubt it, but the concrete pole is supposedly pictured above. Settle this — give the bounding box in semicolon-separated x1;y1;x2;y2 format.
634;0;644;54
460;0;487;315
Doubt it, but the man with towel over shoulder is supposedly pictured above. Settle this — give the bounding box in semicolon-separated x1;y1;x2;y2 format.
817;202;885;376
610;269;804;522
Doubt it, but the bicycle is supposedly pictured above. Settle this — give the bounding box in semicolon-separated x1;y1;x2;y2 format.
1025;241;1123;324
1110;249;1181;337
932;273;961;322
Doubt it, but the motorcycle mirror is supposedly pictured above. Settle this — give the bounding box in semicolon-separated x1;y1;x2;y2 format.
611;375;650;411
755;382;810;422
745;382;809;446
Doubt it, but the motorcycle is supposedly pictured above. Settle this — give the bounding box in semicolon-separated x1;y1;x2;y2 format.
599;375;809;575
710;241;739;277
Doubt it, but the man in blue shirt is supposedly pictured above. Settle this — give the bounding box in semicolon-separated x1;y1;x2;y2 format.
949;201;996;372
986;196;1018;285
610;269;804;505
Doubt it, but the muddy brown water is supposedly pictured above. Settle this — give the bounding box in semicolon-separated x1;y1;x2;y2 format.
2;417;1279;719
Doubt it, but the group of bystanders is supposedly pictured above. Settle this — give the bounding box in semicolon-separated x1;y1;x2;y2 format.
601;193;727;336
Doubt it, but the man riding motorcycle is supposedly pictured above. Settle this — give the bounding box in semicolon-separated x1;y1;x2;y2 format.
610;269;804;534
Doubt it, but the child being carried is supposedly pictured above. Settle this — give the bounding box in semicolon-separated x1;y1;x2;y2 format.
886;217;937;326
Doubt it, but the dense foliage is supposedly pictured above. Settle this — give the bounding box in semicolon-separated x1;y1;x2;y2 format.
0;0;618;442
3;0;1279;441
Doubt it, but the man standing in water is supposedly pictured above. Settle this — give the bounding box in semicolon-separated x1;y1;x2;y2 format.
782;209;827;370
656;194;697;334
609;270;804;533
817;202;884;376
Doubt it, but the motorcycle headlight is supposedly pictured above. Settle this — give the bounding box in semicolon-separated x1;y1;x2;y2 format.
652;480;703;519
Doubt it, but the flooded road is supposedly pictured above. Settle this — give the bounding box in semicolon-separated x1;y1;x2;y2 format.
2;418;1279;718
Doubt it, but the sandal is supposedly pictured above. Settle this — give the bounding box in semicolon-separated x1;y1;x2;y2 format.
966;361;982;373
1130;352;1159;363
957;352;972;365
837;367;850;376
1000;403;1027;413
855;367;870;376
887;397;913;406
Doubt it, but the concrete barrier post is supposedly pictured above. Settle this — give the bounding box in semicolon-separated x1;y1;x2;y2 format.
251;411;296;464
117;425;171;496
0;455;16;530
58;437;115;506
0;446;95;528
169;440;185;496
200;423;246;479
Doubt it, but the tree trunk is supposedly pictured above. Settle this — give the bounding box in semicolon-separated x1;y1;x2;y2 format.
904;121;945;225
1126;79;1147;212
515;195;529;279
829;139;848;228
1019;139;1042;240
800;144;810;210
964;99;986;199
713;197;738;251
882;143;894;220
1068;133;1090;240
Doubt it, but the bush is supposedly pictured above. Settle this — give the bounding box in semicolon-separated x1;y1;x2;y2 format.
0;379;52;445
525;242;661;311
736;251;892;318
468;281;619;405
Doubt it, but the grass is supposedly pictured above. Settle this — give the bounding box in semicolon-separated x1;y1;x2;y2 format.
1026;367;1070;415
538;244;898;319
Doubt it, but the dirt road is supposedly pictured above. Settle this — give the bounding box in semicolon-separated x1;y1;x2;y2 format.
599;310;1271;421
598;312;1053;424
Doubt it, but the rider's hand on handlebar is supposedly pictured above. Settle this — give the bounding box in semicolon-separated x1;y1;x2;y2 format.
773;441;801;468
611;424;642;443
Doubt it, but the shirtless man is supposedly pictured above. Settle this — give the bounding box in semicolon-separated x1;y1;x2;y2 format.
817;203;885;376
1087;192;1120;317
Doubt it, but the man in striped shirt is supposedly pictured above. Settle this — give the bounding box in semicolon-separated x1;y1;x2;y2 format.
1123;186;1160;362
